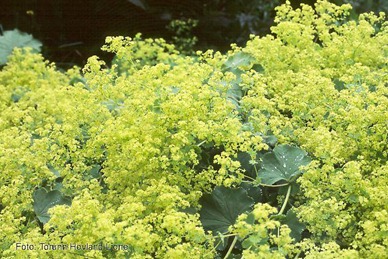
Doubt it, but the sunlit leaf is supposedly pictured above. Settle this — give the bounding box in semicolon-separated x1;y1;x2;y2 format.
258;145;311;185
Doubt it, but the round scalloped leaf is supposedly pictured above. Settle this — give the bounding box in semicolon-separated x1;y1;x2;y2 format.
199;186;254;235
222;52;256;72
258;145;311;185
0;29;42;65
33;188;71;224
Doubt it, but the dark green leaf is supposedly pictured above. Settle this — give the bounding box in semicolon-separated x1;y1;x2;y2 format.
240;182;262;203
252;64;264;73
89;164;101;179
258;145;311;185
199;186;254;235
10;86;29;103
282;209;306;242
11;93;22;103
333;78;345;91
33;188;71;224
235;151;262;179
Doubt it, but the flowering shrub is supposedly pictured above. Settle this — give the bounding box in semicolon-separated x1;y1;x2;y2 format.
0;1;387;258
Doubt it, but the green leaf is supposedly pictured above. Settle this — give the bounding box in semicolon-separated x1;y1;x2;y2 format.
241;232;268;249
235;151;262;179
240;182;262;203
333;78;345;91
33;188;71;224
222;52;255;72
282;209;306;242
221;52;256;110
252;63;264;73
199;186;254;235
226;81;243;102
0;29;42;65
262;134;277;148
89;164;101;179
258;145;311;185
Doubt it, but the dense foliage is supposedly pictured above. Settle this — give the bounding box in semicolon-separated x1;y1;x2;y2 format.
2;0;387;67
0;1;387;258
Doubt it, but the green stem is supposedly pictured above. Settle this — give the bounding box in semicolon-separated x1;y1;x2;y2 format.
253;164;258;176
242;175;289;188
278;185;292;215
260;182;289;188
223;236;238;259
197;140;206;147
243;175;256;181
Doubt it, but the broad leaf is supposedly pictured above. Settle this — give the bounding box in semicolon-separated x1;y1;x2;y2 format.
258;145;311;185
0;29;42;65
33;188;71;224
222;52;255;72
235;151;263;179
199;186;254;235
240;182;263;203
283;209;306;242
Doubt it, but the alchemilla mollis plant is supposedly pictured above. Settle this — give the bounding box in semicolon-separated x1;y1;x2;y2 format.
0;1;387;258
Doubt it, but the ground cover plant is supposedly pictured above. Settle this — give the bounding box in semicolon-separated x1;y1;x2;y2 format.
0;0;387;258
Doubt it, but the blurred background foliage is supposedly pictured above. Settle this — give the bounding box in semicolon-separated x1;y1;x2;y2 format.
1;0;387;68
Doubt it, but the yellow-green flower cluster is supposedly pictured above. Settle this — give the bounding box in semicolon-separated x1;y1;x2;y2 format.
0;0;387;257
239;0;387;257
231;203;294;258
0;36;253;258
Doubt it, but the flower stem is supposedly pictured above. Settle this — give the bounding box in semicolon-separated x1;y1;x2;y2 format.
196;140;206;147
278;185;291;215
260;182;289;188
224;236;238;259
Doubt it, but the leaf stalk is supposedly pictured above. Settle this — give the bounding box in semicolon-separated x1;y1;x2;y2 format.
224;235;238;259
278;184;291;215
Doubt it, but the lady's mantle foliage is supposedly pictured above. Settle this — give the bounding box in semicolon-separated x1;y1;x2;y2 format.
0;29;42;65
0;0;387;258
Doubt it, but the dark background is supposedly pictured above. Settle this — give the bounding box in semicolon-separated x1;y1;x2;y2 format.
1;0;387;68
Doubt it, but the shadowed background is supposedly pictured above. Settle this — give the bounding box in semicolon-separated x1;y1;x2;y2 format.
1;0;387;68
